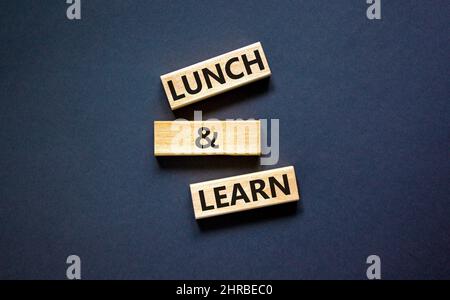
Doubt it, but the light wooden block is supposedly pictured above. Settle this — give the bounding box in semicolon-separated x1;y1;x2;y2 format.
154;120;261;156
190;166;299;219
161;42;271;110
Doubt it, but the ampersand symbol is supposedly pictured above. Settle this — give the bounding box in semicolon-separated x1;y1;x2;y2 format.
195;127;218;149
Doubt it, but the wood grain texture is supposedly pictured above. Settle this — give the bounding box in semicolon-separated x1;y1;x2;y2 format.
154;120;261;156
190;166;299;219
161;42;271;110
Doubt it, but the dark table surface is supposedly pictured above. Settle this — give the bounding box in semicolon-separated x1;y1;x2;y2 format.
1;1;449;279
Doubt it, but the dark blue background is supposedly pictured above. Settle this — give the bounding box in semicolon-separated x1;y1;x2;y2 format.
1;1;449;279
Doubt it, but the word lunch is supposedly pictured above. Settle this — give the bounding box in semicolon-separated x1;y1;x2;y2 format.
190;166;299;219
160;42;271;110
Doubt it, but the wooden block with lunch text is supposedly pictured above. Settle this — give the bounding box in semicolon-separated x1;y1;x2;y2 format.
190;166;300;219
154;120;261;156
161;42;271;110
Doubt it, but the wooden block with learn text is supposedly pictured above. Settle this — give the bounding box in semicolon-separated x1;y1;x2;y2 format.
190;166;299;219
161;42;271;110
154;120;261;156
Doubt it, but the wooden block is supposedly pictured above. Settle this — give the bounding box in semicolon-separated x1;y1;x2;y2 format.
161;42;271;110
154;120;261;156
190;166;299;219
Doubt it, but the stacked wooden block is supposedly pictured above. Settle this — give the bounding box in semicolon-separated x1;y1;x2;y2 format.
154;42;300;219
